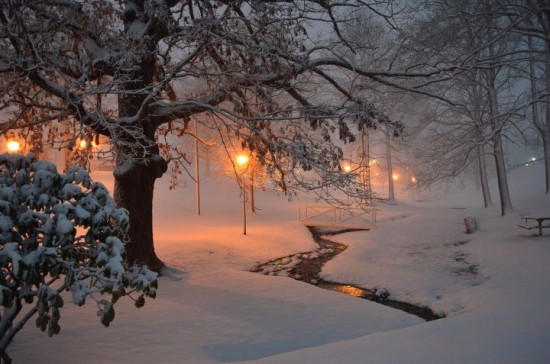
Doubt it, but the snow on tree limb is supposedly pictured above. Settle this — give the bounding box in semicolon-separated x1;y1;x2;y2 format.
0;0;446;270
0;153;157;362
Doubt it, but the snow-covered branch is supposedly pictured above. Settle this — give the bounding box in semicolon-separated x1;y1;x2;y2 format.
0;153;157;362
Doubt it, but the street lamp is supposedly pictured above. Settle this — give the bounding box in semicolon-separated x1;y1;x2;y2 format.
236;152;250;235
343;162;352;173
6;139;21;153
236;153;250;168
78;139;88;150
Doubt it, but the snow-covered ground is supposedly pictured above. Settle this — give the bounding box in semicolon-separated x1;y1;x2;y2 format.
9;162;550;363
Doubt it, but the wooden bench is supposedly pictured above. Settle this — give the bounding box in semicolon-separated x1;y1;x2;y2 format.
518;216;550;236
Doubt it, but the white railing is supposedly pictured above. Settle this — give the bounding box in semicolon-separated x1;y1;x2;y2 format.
297;205;377;229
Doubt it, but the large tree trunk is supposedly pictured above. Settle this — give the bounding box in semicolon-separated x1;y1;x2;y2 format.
114;160;166;272
113;25;168;271
476;144;493;208
492;133;513;215
485;63;513;215
112;105;168;271
472;79;492;208
487;74;513;216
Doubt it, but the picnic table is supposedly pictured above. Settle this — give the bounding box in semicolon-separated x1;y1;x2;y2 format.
518;215;550;236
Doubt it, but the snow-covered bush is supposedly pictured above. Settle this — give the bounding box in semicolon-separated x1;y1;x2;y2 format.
0;153;157;363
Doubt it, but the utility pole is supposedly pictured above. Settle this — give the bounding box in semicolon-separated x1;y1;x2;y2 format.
249;169;255;213
195;119;201;216
386;124;395;201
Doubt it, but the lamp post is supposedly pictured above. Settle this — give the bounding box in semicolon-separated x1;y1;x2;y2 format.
343;162;352;173
6;139;21;153
195;119;201;216
78;139;88;150
236;153;250;235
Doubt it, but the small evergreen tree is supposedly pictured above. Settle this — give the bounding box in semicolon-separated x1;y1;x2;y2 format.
0;153;157;363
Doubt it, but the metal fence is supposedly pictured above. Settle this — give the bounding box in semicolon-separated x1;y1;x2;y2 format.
297;205;377;229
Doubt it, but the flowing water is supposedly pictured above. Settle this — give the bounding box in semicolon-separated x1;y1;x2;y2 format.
252;226;445;321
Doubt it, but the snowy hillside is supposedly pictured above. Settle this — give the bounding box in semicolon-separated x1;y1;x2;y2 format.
9;161;550;363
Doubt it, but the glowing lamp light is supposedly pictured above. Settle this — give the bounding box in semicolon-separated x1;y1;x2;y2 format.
235;152;251;235
6;140;21;153
236;153;250;168
411;176;417;184
343;163;352;173
392;174;399;181
530;157;536;162
78;139;88;150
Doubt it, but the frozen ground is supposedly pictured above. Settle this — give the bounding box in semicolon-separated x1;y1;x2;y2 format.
9;162;550;363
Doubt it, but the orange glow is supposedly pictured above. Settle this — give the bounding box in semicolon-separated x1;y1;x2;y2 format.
330;285;365;298
411;176;417;183
78;139;88;150
392;174;399;181
236;153;250;168
343;163;352;173
6;140;20;153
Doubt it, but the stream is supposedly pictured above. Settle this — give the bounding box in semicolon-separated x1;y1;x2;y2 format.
251;226;445;322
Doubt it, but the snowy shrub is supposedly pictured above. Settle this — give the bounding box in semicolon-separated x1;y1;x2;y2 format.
0;153;157;363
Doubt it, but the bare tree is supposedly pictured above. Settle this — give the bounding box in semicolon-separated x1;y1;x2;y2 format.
396;0;527;214
503;0;550;193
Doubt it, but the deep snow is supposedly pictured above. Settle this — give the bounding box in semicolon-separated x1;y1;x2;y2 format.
9;162;550;363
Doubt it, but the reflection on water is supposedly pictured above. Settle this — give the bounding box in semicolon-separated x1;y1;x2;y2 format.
252;226;445;322
320;284;367;298
317;280;444;321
